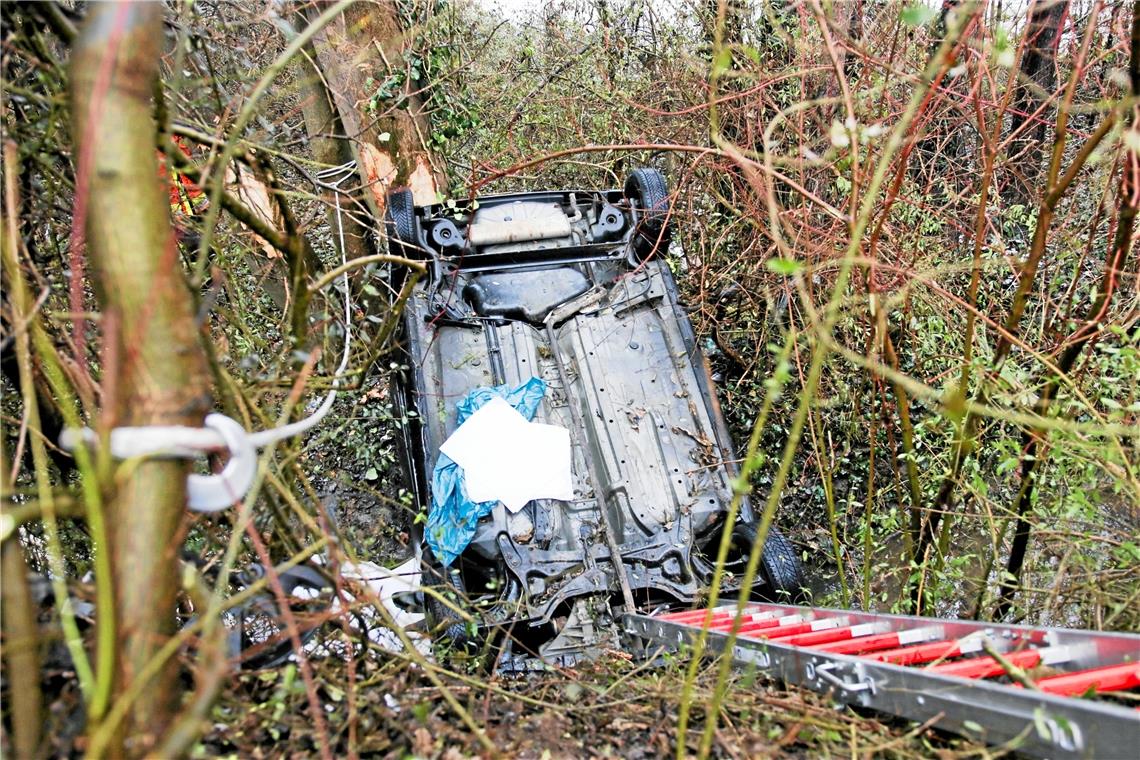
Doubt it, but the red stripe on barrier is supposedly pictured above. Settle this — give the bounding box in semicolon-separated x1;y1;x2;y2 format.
728;616;798;634
813;631;906;654
741;620;817;638
869;639;966;666
659;607;753;624
1034;662;1140;697
709;614;802;633
781;625;863;647
928;648;1044;679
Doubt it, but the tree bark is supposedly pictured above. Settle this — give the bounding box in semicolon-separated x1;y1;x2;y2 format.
70;2;212;752
307;0;446;214
1007;0;1069;207
291;41;377;265
1;536;42;759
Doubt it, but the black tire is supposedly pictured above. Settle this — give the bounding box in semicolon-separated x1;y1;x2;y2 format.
384;188;418;256
623;167;672;259
422;559;524;670
423;562;476;647
185;563;331;669
732;522;806;602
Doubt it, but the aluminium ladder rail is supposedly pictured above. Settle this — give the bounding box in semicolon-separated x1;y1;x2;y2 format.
624;603;1140;758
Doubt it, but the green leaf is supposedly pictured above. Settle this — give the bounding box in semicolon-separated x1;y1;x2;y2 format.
712;47;732;75
766;257;802;275
994;26;1015;68
364;467;378;481
900;3;937;27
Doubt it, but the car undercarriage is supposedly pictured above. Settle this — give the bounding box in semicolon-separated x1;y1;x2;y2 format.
385;170;805;668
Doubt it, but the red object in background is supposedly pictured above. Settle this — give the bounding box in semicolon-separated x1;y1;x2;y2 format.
1034;662;1140;697
157;136;207;216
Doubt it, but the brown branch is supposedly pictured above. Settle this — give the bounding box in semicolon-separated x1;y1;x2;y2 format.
981;640;1042;690
917;11;1120;592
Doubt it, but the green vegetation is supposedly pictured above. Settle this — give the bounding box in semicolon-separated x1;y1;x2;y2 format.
2;0;1136;756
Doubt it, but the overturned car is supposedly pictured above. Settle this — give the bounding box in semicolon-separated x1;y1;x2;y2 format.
385;169;805;668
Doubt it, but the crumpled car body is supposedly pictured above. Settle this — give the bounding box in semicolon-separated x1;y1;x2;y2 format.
385;170;805;668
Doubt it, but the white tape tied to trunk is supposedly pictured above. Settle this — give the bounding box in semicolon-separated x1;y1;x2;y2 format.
187;413;257;511
59;162;361;512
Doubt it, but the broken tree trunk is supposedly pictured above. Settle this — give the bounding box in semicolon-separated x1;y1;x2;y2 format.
308;0;447;215
290;35;378;268
70;3;211;752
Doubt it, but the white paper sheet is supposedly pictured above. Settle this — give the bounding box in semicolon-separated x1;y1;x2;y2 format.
440;396;573;512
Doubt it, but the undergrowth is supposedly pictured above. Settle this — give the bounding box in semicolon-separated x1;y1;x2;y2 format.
2;0;1137;757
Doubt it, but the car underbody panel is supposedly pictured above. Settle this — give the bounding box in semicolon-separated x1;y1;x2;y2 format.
388;177;801;666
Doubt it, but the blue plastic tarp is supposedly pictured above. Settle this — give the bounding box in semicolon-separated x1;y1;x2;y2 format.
426;377;547;566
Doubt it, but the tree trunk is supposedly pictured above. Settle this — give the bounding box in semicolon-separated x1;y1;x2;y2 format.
993;4;1139;620
1;535;42;759
1007;0;1069;207
308;0;446;214
70;3;212;752
292;28;377;264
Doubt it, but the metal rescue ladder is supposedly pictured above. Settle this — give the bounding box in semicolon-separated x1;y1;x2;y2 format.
624;603;1140;758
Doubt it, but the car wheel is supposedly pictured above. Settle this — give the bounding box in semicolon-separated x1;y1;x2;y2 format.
623;167;672;259
384;189;418;256
182;562;332;669
423;562;476;647
732;522;807;602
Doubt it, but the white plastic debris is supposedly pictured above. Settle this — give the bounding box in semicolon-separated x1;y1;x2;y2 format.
439;396;573;512
339;557;430;654
308;556;430;656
